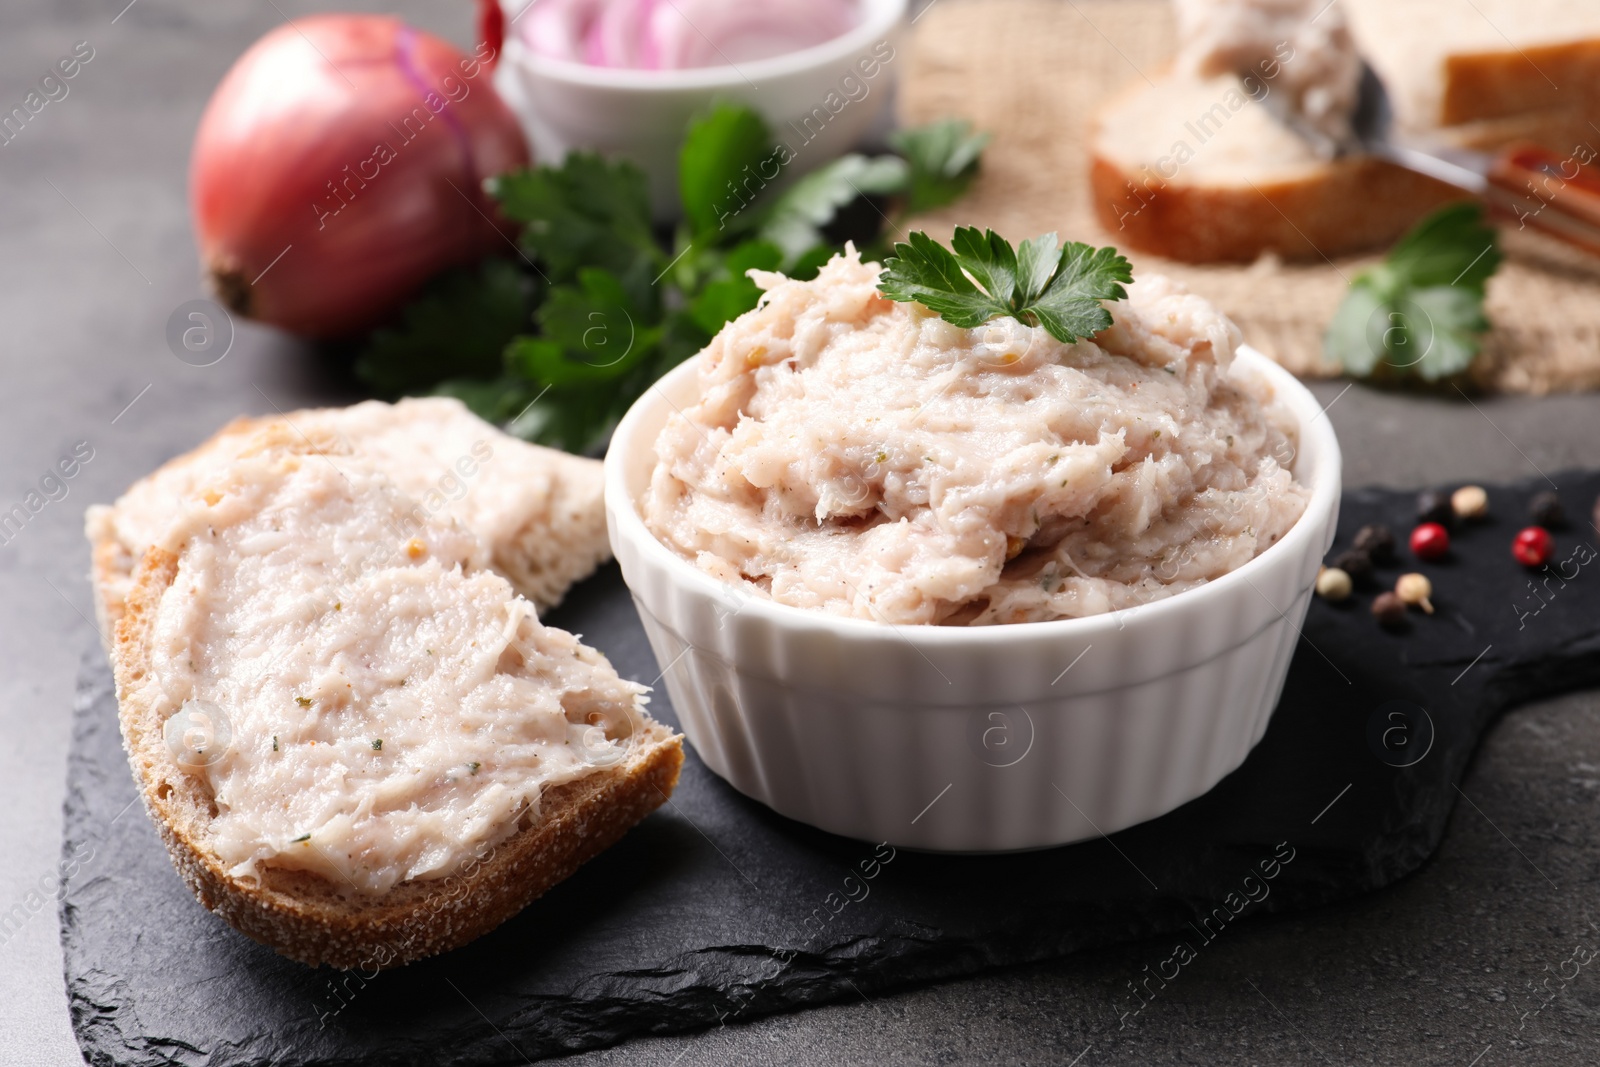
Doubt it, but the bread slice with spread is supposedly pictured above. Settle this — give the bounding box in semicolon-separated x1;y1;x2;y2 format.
1090;72;1458;262
1343;0;1600;132
87;396;609;638
1090;0;1598;262
110;426;681;968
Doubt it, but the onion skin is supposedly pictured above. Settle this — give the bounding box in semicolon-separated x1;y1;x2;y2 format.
191;15;529;339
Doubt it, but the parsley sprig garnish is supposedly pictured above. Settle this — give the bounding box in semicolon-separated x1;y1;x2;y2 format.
354;109;989;454
1324;202;1502;382
877;228;1133;343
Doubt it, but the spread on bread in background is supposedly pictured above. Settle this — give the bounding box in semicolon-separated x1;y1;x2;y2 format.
1092;0;1600;262
1173;0;1361;149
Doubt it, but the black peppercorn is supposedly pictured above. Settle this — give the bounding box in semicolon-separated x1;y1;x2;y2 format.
1528;490;1565;528
1372;591;1407;627
1416;491;1454;528
1332;548;1373;585
1351;524;1396;565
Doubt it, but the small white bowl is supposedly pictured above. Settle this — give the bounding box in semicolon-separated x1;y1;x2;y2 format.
605;346;1341;851
493;0;909;216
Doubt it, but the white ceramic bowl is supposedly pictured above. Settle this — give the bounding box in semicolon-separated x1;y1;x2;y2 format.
605;346;1341;851
493;0;908;216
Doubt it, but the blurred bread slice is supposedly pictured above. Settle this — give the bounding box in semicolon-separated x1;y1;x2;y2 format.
87;397;608;637
111;428;681;969
1089;73;1460;262
1434;108;1600;153
1091;0;1600;262
1344;0;1600;129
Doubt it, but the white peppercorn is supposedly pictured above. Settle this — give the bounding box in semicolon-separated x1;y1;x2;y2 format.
1451;485;1488;521
1395;572;1434;614
1315;566;1353;602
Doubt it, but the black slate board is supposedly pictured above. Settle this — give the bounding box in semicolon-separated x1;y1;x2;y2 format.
62;472;1600;1067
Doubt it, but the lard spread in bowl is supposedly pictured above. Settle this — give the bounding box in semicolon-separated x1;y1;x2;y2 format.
605;243;1340;850
642;248;1310;626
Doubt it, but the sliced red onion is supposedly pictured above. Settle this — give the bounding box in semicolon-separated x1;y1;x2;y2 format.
518;0;862;70
521;0;608;63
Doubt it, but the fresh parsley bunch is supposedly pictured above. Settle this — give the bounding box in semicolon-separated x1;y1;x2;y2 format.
354;109;989;454
1324;202;1502;383
877;227;1133;343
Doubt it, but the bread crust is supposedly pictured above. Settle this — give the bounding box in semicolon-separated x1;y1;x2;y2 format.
1442;41;1600;126
1089;154;1464;263
1434;107;1600;154
114;545;683;971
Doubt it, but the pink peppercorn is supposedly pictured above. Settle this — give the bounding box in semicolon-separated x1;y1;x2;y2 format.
1512;526;1552;567
1410;522;1450;561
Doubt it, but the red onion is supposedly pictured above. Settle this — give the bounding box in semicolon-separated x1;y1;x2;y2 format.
191;11;528;339
520;0;862;70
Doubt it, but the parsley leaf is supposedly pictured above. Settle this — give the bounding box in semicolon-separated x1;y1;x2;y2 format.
878;228;1132;343
1324;202;1500;382
526;263;660;381
1395;286;1487;379
1023;242;1134;343
688;240;783;333
1323;284;1386;378
354;259;534;397
678;104;776;238
948;226;1018;304
433;375;542;425
488;154;657;281
1381;201;1502;292
758;154;910;262
785;243;837;282
358;106;989;454
887;119;991;215
1013;233;1063;305
876;231;1012;327
502;380;626;454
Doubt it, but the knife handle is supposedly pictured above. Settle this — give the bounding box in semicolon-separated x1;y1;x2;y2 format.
1485;143;1600;255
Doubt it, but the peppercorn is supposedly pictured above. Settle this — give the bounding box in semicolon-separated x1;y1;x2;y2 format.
1451;485;1489;522
1528;490;1565;528
1331;549;1373;585
1416;490;1454;528
1395;572;1434;614
1315;566;1353;602
1410;522;1450;561
1512;526;1553;567
1372;591;1407;627
1352;524;1396;565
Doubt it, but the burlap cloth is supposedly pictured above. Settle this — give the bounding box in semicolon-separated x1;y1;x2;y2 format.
898;0;1600;393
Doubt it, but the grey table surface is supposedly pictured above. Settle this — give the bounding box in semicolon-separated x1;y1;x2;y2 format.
3;1;1598;1064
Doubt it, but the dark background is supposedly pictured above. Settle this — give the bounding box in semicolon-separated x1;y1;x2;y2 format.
2;1;1597;1063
